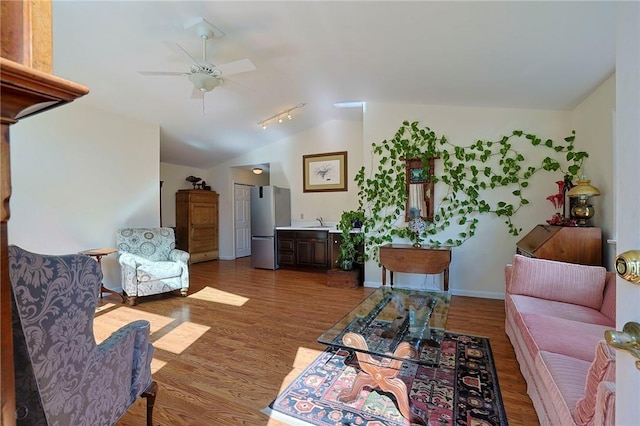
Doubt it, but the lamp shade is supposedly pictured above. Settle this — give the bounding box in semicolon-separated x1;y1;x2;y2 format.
188;73;220;92
567;178;600;198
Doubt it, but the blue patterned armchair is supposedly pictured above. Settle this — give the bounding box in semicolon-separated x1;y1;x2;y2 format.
116;227;190;306
9;245;157;426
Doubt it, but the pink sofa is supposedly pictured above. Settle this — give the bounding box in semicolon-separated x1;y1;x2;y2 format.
505;254;616;426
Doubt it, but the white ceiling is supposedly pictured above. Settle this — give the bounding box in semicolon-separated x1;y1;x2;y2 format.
51;1;615;169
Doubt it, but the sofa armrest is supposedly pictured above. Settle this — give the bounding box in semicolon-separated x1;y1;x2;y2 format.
97;319;153;404
593;380;615;426
118;252;149;269
169;248;190;263
169;249;190;291
505;264;513;292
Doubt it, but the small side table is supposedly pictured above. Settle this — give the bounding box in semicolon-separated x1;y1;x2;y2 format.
78;248;125;303
379;244;452;291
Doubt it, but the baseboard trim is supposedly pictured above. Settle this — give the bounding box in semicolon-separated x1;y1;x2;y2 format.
451;288;505;300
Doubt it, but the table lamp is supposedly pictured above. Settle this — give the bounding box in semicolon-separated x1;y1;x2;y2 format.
567;177;600;226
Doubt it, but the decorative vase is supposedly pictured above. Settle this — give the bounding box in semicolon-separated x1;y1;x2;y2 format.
546;212;563;225
408;209;427;247
341;259;353;271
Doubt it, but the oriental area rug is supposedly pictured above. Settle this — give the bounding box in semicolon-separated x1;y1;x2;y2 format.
264;332;507;426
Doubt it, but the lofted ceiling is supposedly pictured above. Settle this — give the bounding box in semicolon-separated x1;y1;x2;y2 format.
51;1;615;169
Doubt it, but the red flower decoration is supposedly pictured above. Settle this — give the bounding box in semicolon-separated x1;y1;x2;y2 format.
546;181;564;212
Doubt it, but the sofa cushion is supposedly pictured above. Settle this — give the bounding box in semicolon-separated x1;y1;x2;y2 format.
507;294;614;327
599;272;616;323
574;340;616;425
517;312;611;362
535;351;591;426
137;261;182;282
509;255;606;310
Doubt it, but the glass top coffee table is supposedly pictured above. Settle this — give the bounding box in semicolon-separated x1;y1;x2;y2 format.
317;286;451;423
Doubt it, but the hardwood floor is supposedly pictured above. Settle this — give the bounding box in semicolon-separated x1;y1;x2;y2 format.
96;257;538;425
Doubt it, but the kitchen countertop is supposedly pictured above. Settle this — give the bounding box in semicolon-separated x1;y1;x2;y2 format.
275;226;362;234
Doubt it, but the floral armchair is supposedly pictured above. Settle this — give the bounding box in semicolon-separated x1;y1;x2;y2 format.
9;245;157;426
116;227;190;306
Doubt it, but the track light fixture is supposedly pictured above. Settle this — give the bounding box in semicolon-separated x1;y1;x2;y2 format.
259;103;306;130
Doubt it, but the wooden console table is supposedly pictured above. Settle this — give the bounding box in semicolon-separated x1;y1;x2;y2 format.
379;244;452;291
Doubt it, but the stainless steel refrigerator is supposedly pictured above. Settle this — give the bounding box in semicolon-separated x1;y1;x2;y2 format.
250;186;291;269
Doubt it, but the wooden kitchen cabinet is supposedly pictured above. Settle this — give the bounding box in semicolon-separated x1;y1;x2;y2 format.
516;225;602;266
276;230;296;266
176;189;219;263
297;237;328;268
277;230;329;269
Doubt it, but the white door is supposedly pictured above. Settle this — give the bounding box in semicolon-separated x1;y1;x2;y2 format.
614;4;640;424
234;184;252;258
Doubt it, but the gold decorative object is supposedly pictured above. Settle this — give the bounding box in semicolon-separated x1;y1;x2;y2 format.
605;322;640;371
615;250;640;284
566;177;600;226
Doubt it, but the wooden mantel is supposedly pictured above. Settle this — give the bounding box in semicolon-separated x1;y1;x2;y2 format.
1;2;89;424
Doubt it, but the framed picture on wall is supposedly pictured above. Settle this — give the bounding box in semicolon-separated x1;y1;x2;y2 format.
303;151;348;192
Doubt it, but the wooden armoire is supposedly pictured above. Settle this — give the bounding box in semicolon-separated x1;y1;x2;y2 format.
175;189;219;263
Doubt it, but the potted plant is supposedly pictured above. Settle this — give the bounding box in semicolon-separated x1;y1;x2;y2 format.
336;210;365;271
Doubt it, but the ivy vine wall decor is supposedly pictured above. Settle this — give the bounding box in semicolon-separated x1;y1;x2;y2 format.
355;120;589;260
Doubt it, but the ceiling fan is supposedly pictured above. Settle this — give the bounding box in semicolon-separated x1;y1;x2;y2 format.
139;18;256;102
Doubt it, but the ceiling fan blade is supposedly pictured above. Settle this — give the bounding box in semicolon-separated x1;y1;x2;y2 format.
215;58;256;76
175;42;202;68
138;71;187;76
221;76;257;93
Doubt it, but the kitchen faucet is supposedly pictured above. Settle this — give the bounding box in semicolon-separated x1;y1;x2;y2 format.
316;217;324;226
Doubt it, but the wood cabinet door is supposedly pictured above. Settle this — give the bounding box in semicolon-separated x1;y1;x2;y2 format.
311;239;328;268
296;239;313;266
191;202;215;226
296;239;328;268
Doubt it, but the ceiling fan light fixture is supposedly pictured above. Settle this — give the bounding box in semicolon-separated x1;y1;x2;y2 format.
188;73;220;92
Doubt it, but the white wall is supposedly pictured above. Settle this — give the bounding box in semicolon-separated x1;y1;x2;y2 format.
160;162;212;227
362;102;574;298
570;74;616;268
209;119;363;259
614;1;640;423
10;100;160;291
